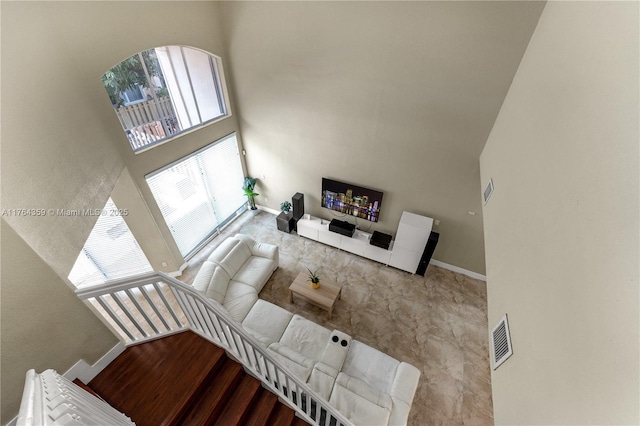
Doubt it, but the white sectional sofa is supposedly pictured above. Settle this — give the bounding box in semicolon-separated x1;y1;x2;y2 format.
192;234;420;426
192;234;278;322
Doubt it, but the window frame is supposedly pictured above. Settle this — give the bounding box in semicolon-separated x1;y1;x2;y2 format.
103;46;233;155
145;132;247;259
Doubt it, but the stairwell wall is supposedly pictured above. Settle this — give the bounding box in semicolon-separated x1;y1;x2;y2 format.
1;220;119;424
1;1;241;423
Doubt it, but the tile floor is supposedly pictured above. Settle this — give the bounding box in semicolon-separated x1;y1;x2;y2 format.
180;209;494;425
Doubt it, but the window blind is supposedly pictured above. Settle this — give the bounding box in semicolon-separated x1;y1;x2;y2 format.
68;198;152;288
146;133;246;258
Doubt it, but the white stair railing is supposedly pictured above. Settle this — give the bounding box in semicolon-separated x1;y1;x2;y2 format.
75;272;354;426
17;369;134;426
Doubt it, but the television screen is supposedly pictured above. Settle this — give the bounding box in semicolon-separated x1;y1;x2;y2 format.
321;178;383;223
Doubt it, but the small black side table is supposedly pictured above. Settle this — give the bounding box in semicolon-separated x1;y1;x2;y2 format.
277;212;296;233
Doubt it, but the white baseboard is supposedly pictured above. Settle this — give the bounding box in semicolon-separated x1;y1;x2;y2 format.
167;262;189;278
256;204;280;215
63;342;126;384
429;259;486;281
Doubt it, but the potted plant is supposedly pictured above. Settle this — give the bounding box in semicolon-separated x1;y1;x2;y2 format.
243;177;259;210
307;267;320;289
280;201;292;214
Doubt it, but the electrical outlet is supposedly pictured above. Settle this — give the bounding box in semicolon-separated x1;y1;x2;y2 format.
161;261;168;267
434;220;440;226
262;174;266;180
264;197;268;203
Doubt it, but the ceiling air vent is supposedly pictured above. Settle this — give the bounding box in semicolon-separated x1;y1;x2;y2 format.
491;314;513;370
483;178;494;205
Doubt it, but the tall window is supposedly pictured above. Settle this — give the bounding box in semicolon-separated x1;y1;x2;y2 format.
68;198;152;288
146;133;246;258
102;46;229;152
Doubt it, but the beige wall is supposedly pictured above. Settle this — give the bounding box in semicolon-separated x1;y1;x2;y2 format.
1;220;120;424
219;1;546;274
1;1;125;279
110;168;182;272
480;2;639;424
1;1;242;275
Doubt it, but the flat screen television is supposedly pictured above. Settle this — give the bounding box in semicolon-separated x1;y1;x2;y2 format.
321;178;383;223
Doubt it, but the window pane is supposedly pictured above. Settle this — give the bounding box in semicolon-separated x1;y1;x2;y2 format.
146;157;219;256
68;198;152;288
182;47;224;122
146;133;246;258
102;46;228;152
200;134;246;221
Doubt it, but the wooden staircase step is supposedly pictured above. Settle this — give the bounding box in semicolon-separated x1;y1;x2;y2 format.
268;402;296;425
83;331;310;426
290;415;311;426
239;386;279;426
214;373;262;425
88;331;226;426
178;358;245;425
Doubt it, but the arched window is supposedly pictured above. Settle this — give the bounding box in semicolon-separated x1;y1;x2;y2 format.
102;46;229;153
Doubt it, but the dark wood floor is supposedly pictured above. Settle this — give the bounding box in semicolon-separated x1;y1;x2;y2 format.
86;331;308;426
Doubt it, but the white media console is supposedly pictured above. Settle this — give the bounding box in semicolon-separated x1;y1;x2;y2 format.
296;211;434;274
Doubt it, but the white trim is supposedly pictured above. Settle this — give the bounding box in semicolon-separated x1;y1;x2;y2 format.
63;342;126;384
166;262;189;278
256;204;280;215
429;259;487;281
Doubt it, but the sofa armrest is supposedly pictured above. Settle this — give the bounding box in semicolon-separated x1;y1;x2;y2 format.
334;372;393;411
319;330;352;371
235;234;279;267
389;362;420;405
388;362;420;426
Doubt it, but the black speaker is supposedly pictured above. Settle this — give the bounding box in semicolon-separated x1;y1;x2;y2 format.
292;193;304;220
370;231;392;250
329;219;356;237
416;231;439;276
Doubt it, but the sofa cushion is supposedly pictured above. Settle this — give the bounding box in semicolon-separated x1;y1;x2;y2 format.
242;300;293;346
308;362;340;400
341;340;399;395
235;234;279;264
279;315;332;361
206;237;241;264
268;342;317;382
234;256;277;292
329;372;392;426
191;262;231;304
216;241;253;277
222;282;258;322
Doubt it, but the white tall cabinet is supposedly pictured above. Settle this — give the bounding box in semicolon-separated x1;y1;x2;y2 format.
388;211;433;273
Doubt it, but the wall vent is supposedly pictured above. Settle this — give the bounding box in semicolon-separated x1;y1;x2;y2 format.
483;178;494;205
491;314;513;370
